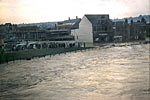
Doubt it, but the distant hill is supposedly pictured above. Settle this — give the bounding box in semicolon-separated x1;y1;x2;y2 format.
112;15;150;23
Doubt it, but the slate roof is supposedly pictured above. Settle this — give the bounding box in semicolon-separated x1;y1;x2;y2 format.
58;18;81;29
85;14;111;25
63;18;81;24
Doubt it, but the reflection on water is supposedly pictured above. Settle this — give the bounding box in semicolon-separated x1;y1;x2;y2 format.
0;44;149;100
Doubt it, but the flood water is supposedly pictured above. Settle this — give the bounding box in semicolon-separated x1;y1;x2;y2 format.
0;44;150;100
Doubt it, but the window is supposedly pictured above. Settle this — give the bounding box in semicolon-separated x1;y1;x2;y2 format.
105;27;107;31
98;20;101;24
101;16;105;19
93;26;96;31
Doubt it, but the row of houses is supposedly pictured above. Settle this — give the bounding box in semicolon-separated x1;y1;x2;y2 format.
71;14;149;45
0;14;150;46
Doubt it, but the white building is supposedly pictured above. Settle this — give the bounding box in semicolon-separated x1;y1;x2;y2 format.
71;14;113;46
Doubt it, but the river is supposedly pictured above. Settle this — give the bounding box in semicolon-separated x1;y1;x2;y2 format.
0;44;150;100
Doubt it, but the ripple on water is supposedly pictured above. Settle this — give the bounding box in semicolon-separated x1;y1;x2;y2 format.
0;44;149;100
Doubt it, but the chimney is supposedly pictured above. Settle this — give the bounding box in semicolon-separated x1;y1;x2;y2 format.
68;17;70;20
76;16;78;19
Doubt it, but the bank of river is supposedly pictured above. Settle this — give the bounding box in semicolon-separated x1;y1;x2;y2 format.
0;41;147;64
0;47;93;64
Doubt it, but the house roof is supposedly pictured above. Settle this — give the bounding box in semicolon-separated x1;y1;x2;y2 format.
63;18;81;24
17;26;39;31
85;14;111;25
58;18;81;29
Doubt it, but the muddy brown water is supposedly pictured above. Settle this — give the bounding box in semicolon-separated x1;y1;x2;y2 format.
0;44;150;100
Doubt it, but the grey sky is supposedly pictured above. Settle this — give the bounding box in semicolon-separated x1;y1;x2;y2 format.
0;0;149;24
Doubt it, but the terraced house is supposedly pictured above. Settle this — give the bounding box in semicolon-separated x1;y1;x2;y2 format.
71;14;113;46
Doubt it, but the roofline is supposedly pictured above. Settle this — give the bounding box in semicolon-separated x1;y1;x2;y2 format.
84;14;109;16
64;18;81;21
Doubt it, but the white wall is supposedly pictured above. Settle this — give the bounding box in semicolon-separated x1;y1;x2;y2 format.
71;16;93;43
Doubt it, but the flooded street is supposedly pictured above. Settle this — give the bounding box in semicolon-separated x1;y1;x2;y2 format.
0;44;150;100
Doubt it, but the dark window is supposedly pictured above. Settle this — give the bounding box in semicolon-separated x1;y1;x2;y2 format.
105;27;107;31
98;20;101;24
93;26;96;31
101;16;105;19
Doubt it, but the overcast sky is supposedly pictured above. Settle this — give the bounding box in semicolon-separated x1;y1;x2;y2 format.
0;0;149;24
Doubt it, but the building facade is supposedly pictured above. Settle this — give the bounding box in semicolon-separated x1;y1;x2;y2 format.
72;14;113;44
113;19;130;42
1;15;149;45
129;19;147;40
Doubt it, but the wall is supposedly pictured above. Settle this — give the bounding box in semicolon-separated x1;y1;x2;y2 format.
71;16;93;43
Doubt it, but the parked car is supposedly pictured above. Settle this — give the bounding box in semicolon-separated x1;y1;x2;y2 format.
15;44;27;51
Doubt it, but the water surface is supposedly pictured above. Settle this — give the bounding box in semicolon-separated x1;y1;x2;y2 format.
0;44;150;100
